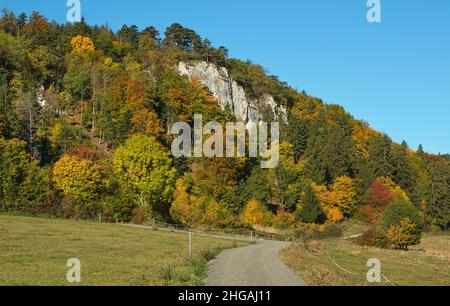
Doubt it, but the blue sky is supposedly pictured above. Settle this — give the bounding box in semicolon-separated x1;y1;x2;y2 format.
3;0;450;154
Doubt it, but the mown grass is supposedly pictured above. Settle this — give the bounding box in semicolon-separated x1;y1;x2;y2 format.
0;215;246;286
280;232;450;286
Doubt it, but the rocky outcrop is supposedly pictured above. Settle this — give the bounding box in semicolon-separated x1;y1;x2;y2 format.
178;61;287;124
37;85;47;107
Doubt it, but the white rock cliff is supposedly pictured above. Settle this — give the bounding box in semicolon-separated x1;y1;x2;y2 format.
178;61;287;124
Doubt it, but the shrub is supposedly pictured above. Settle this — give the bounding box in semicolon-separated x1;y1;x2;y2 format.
380;199;423;230
380;199;423;249
204;199;237;227
131;207;150;225
240;200;273;227
293;223;343;240
386;218;420;250
272;210;296;230
354;227;388;248
357;205;380;223
325;207;344;223
170;179;202;226
199;249;216;261
112;196;134;222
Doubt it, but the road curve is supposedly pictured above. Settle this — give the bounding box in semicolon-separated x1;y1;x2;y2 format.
205;240;306;286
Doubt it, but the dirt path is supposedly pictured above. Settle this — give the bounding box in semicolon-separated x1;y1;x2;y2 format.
205;240;306;286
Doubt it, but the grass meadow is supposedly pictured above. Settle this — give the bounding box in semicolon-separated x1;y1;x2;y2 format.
0;215;247;286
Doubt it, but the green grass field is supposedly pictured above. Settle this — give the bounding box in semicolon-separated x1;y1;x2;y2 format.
0;215;247;286
281;230;450;286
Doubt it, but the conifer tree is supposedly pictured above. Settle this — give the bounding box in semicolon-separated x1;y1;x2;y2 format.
427;161;450;230
296;184;323;223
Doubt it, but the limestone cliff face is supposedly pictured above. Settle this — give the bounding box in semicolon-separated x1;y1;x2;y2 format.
178;61;287;124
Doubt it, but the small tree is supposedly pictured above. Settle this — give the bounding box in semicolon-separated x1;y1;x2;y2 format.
331;176;360;217
296;185;323;224
370;179;394;211
53;154;106;217
380;199;423;249
386;218;419;250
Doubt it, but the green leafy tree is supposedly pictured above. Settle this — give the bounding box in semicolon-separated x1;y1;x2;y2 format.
0;138;33;209
17;162;49;210
113;135;176;219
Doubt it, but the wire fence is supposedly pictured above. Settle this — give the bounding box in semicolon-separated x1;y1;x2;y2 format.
155;219;398;286
149;219;290;242
2;210;397;285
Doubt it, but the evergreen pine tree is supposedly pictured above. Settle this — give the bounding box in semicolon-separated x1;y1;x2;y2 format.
427;161;450;230
287;117;309;162
296;184;323;223
368;134;394;178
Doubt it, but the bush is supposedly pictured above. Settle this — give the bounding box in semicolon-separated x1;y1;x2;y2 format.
293;223;343;240
354;227;388;248
380;199;422;230
131;207;150;225
357;205;380;223
380;199;423;249
386;218;420;250
199;249;217;261
240;200;273;227
272;210;296;230
112;194;135;222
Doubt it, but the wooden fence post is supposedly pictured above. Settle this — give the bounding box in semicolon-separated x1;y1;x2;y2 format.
189;232;192;259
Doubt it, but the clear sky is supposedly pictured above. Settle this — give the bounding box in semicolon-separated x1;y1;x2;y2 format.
3;0;450;154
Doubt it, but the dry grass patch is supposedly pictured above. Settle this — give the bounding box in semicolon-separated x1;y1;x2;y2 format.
281;233;450;286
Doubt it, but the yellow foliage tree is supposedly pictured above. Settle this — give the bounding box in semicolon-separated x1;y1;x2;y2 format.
241;200;273;227
327;207;344;223
331;176;360;216
273;210;296;229
352;120;380;158
53;154;104;202
71;35;95;55
170;179;202;226
386;218;418;250
311;183;345;223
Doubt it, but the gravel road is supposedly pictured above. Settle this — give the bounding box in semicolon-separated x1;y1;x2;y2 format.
205;240;306;286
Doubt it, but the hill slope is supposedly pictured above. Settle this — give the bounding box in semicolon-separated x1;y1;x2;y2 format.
0;13;448;231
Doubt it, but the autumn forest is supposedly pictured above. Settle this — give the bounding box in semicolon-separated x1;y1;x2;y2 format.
0;11;449;249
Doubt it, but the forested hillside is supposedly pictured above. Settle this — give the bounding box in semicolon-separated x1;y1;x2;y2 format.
0;11;449;233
